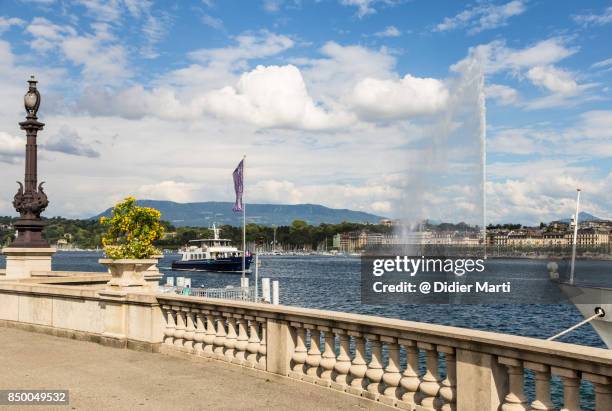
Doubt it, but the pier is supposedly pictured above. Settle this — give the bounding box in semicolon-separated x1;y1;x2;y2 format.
1;269;611;410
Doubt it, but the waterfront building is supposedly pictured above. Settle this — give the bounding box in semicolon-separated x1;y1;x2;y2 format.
487;224;612;249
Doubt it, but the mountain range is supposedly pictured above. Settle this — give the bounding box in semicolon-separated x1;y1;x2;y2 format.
557;212;602;224
94;200;385;227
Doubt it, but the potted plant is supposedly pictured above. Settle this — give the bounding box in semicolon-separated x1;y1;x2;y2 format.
99;197;165;290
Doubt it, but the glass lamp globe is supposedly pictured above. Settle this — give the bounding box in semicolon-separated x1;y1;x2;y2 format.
24;92;38;110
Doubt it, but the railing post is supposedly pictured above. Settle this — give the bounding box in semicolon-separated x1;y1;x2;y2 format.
289;323;308;379
583;373;612;411
202;310;215;357
347;331;367;397
498;357;527;411
331;328;351;391
456;349;508;411
551;367;580;411
265;318;295;375
183;308;196;353
162;305;175;346
439;345;457;411
257;317;267;371
364;334;384;401
223;315;237;362
418;342;441;409
304;325;322;383
246;316;260;368
381;336;401;406
318;326;336;387
173;305;186;349
399;338;421;408
234;315;249;365
525;362;553;411
193;309;205;355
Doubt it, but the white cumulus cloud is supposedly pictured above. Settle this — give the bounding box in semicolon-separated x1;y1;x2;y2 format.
351;74;449;120
202;64;354;130
0;132;24;164
526;65;578;95
485;84;519;105
374;26;401;37
137;180;200;203
436;0;526;34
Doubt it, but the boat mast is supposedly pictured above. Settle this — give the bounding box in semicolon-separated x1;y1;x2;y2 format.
569;188;581;285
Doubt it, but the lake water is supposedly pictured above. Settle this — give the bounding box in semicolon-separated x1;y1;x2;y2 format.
2;251;610;409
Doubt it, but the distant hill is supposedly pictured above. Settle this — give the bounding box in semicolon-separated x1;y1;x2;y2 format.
94;200;385;227
556;212;603;224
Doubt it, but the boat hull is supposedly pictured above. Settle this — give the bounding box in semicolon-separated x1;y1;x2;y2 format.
171;256;253;273
557;282;612;348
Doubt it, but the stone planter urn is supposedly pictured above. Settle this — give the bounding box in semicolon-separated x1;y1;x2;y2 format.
99;259;158;291
144;254;164;290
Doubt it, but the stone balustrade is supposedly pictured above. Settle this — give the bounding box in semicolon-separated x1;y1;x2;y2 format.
158;300;268;371
156;294;612;411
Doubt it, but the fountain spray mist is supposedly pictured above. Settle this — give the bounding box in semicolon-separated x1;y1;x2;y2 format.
393;55;486;257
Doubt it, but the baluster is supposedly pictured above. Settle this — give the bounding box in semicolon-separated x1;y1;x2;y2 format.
318;326;336;387
439;346;456;411
290;322;308;379
162;305;175;345
212;311;226;359
381;336;401;406
347;332;368;396
202;310;216;357
173;306;186;349
234;315;249;365
551;367;580;411
331;329;351;391
399;339;421;407
525;362;554;411
183;308;196;353
193;309;205;355
364;334;384;401
499;357;528;411
304;325;321;383
223;314;237;362
418;342;441;410
246;316;260;368
257;318;267;371
583;373;611;411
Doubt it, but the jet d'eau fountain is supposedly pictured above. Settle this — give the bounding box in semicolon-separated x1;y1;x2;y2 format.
392;53;487;255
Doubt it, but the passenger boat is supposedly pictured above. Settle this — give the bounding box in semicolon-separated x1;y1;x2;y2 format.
171;225;252;273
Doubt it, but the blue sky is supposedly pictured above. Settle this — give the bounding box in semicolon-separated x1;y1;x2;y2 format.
0;0;611;225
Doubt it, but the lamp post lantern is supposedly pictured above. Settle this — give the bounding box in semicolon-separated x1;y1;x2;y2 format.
11;75;50;248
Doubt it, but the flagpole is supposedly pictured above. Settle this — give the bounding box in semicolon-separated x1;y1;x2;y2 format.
242;155;246;281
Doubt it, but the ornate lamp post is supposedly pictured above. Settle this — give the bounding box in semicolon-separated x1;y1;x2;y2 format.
11;75;50;247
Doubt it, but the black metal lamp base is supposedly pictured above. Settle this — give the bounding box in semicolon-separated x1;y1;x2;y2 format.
11;219;49;248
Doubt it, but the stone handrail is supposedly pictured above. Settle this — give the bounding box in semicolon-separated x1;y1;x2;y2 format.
156;294;612;411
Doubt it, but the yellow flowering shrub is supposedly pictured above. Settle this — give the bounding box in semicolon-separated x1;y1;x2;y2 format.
100;197;165;259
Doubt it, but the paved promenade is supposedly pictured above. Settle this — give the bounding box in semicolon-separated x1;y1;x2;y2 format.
0;327;388;410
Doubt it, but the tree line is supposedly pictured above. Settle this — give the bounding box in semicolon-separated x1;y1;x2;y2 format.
0;216;394;250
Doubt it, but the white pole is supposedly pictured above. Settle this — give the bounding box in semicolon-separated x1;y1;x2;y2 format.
272;280;279;305
255;253;259;301
570;188;581;285
242;155;246;281
262;278;271;303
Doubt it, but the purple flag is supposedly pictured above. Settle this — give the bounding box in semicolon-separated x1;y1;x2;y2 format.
232;159;244;212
